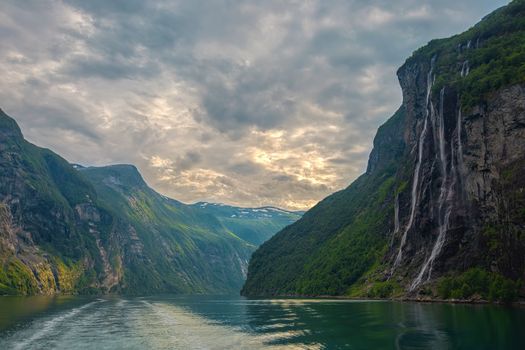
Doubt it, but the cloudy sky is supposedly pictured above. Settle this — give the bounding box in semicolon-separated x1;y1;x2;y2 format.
0;0;508;210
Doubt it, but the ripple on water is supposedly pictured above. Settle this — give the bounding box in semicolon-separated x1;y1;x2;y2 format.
1;300;105;350
1;296;524;349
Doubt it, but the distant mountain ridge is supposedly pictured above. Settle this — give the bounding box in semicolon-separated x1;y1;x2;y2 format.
191;202;303;245
193;202;305;216
0;110;300;295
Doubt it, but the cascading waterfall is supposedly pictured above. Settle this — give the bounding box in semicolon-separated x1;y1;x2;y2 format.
437;88;448;185
393;113;429;267
393;58;435;268
450;106;465;204
411;93;465;290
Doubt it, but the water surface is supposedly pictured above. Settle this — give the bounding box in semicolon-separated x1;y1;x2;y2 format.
1;295;524;349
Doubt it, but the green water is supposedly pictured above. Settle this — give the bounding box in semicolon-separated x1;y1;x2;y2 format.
0;295;524;349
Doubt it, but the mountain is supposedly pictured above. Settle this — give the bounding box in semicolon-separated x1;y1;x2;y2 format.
0;110;299;295
191;202;303;245
77;164;254;294
242;0;525;302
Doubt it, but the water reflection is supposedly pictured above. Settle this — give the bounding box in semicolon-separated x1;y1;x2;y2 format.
0;295;524;349
171;297;525;349
0;295;90;330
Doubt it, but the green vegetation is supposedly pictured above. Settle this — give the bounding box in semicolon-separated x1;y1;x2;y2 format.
437;268;521;303
1;109;274;296
479;157;525;287
406;0;525;108
367;280;400;299
0;259;38;295
294;188;393;295
242;106;406;296
80;165;255;295
192;203;302;246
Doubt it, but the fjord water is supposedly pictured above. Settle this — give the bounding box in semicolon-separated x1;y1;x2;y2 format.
1;296;524;349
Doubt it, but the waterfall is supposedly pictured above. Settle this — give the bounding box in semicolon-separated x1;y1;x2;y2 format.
460;61;470;77
437;88;447;184
393;114;428;267
452;106;465;203
394;194;400;235
411;97;465;290
391;194;400;247
456;108;464;174
393;58;435;268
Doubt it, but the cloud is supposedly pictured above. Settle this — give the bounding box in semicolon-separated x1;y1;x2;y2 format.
0;0;509;209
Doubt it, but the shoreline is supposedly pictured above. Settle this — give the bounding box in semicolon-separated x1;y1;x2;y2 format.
244;294;525;306
3;292;525;307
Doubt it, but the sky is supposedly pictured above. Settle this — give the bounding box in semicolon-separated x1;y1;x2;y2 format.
0;0;509;210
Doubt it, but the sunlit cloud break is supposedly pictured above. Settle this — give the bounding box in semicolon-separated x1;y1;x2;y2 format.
0;0;507;210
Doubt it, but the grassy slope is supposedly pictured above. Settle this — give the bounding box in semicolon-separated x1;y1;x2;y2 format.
241;107;406;296
80;165;254;294
405;0;525;108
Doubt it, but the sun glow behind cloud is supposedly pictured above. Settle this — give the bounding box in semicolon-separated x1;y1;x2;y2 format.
0;0;508;210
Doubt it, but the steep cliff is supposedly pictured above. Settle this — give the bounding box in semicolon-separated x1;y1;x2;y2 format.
0;109;116;294
242;0;525;301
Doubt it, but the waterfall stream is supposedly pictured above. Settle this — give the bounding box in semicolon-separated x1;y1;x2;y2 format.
411;99;464;290
393;57;466;289
456;108;464;175
394;194;400;235
393;58;435;268
461;61;470;77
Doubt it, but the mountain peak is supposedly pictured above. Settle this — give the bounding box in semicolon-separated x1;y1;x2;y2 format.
0;109;23;139
80;164;147;189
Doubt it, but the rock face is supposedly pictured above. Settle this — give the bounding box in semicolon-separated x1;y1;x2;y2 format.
391;58;525;292
0;109;110;294
0;109;299;295
242;1;525;298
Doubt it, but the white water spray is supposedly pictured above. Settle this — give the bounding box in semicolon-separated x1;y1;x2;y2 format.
460;61;470;77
